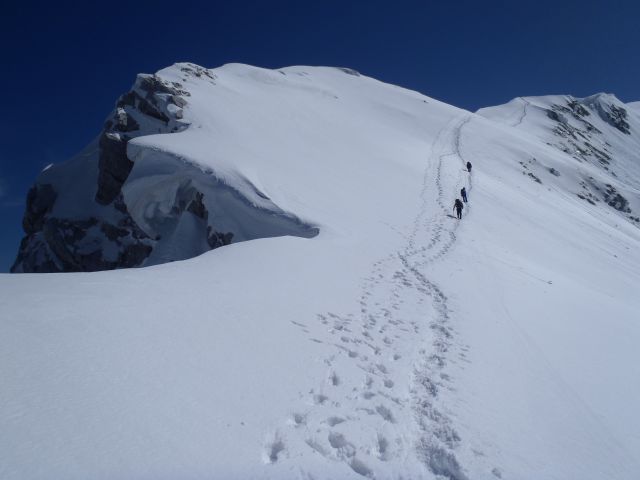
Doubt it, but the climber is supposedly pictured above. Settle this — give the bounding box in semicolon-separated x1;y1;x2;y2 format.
453;198;464;219
460;187;468;203
466;161;472;173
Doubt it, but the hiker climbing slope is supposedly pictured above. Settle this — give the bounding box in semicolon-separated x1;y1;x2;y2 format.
453;198;464;219
466;161;472;173
461;187;468;203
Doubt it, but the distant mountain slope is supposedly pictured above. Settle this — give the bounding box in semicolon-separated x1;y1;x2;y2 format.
628;100;640;114
478;93;640;220
2;64;639;480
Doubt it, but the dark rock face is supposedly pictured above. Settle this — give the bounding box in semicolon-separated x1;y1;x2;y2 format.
567;100;590;117
541;95;638;225
207;228;234;249
95;73;190;206
139;74;181;95
586;99;631;135
114;109;140;132
12;192;154;273
137;97;170;123
96;132;132;205
546;109;567;124
12;63;318;273
22;184;57;234
603;184;631;213
12;70;192;273
12;237;58;273
603;105;630;134
179;63;216;82
187;192;208;219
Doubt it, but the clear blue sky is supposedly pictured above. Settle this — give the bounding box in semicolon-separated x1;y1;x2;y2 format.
1;0;638;271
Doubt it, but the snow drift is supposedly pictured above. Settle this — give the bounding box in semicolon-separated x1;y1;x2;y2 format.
2;63;639;480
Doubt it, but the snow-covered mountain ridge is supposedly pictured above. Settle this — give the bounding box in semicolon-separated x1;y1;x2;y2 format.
12;63;320;272
479;93;640;216
11;64;640;272
2;63;639;479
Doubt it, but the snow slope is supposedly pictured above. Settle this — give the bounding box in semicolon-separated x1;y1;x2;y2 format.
628;101;640;115
1;64;639;479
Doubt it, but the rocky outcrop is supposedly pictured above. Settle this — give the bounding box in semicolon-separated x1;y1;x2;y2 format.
12;193;154;273
336;67;361;76
546;96;628;168
12;70;191;273
96;132;132;205
22;184;57;234
536;94;639;224
12;63;318;273
603;184;631;213
96;73;190;205
590;100;630;134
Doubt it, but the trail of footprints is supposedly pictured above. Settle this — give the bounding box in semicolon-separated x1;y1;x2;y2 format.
266;117;495;479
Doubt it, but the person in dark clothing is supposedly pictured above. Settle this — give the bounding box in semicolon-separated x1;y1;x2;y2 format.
453;198;464;219
466;161;472;172
461;187;468;203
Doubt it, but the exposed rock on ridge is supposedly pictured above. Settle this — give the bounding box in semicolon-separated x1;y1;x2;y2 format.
12;63;317;273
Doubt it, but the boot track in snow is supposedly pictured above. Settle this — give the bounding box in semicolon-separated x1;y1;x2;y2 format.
267;115;496;479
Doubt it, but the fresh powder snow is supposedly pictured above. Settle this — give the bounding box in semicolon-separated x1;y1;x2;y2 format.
1;63;639;479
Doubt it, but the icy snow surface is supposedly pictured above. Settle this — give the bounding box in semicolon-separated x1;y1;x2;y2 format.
1;64;639;479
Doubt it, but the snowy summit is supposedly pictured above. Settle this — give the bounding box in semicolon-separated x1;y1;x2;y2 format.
2;63;640;479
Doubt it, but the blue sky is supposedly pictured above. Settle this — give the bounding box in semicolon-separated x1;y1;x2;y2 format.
1;0;638;271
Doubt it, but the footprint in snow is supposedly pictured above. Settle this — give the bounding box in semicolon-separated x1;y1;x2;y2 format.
263;433;285;464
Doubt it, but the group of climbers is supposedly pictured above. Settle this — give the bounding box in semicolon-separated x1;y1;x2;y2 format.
453;161;472;220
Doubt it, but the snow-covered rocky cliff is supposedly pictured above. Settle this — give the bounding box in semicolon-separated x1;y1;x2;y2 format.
12;63;317;272
2;63;639;480
12;66;640;273
478;93;640;220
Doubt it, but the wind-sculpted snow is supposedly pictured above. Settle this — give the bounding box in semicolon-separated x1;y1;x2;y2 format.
122;144;317;265
11;63;318;272
2;63;640;480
